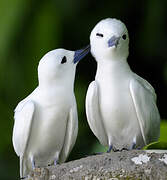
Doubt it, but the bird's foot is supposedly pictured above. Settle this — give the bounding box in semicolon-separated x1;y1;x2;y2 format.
130;142;136;150
107;145;113;153
54;158;59;166
31;158;36;170
130;136;137;150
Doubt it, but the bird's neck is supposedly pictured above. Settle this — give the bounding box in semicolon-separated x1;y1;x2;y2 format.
38;78;74;95
96;58;131;80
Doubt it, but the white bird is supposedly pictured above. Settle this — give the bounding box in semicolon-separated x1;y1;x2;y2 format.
86;18;160;152
12;46;90;178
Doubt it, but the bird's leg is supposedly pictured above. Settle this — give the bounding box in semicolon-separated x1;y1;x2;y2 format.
54;158;59;166
130;136;137;150
31;157;35;169
107;145;113;153
130;142;136;150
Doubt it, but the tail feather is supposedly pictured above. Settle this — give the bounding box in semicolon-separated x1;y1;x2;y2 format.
20;156;32;178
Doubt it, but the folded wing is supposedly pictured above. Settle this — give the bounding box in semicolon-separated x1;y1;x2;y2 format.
12;100;35;157
59;98;78;163
129;74;160;145
86;81;108;146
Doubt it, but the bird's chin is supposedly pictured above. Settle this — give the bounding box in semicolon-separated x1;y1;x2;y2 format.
107;46;117;54
108;45;117;50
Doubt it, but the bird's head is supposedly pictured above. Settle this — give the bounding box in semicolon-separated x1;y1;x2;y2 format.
38;46;90;86
90;18;129;62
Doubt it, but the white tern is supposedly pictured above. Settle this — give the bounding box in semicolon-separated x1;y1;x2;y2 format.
86;18;160;152
12;46;90;178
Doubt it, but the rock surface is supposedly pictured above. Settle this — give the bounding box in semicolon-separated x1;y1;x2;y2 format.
26;150;167;180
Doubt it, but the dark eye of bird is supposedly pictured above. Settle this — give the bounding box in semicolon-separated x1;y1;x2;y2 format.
122;34;126;40
61;56;67;64
96;33;104;37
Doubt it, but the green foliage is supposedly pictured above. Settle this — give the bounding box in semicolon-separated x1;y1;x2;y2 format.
159;121;167;142
143;121;167;150
143;141;167;150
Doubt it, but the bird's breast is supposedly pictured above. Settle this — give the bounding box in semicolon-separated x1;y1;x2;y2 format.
96;75;139;141
27;95;72;161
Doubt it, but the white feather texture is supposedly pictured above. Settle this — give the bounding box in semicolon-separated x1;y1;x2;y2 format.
86;18;160;150
12;49;78;178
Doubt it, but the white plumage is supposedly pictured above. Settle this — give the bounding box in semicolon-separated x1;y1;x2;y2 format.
12;47;89;178
86;18;160;151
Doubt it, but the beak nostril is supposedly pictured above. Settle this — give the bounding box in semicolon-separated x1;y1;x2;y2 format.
108;36;120;48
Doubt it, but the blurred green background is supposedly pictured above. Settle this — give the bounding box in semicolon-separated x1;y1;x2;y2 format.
0;0;167;179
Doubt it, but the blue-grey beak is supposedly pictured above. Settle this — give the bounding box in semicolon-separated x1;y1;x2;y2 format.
108;36;120;48
74;45;90;64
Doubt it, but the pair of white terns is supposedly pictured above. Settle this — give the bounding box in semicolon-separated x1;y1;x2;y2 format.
12;18;160;178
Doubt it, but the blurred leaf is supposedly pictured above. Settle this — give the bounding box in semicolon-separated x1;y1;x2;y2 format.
143;141;167;150
141;120;167;150
0;0;28;58
159;120;167;141
90;141;108;154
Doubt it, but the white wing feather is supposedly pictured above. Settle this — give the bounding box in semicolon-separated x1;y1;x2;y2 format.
129;74;160;145
59;98;78;163
86;81;108;146
12;100;35;157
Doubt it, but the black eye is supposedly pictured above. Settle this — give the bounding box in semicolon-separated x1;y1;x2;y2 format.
61;56;67;64
122;34;126;40
96;33;104;37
